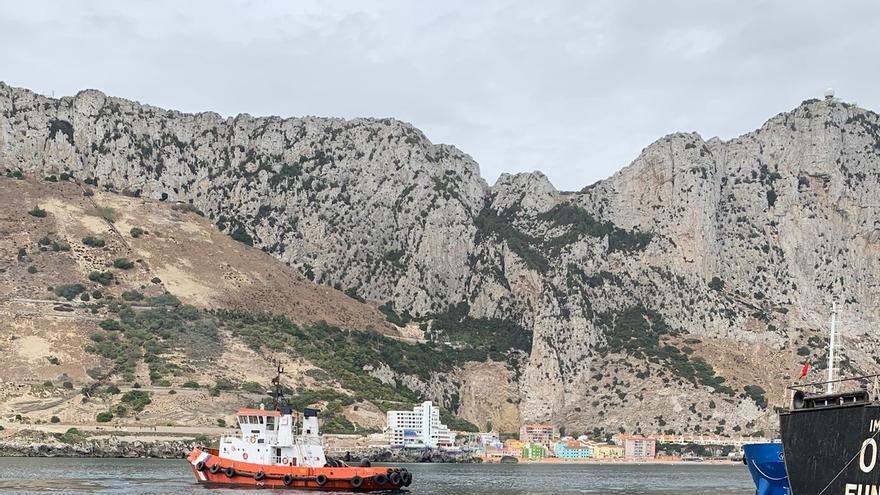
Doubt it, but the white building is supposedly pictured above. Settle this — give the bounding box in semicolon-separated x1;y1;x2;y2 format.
386;401;456;449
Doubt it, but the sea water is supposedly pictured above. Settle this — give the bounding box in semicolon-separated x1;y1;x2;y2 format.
0;458;754;494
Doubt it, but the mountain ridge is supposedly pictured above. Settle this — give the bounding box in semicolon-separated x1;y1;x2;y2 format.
3;81;880;438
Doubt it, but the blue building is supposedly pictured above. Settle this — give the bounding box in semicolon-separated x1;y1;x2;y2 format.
554;440;592;459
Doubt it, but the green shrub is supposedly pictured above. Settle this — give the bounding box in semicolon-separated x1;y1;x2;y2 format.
92;206;117;223
28;207;48;218
6;169;24;179
121;290;144;301
151;277;162;284
44;175;57;182
80;292;90;302
92;290;103;299
27;266;37;274
99;319;123;331
89;271;114;285
113;258;135;269
120;390;151;412
82;236;106;248
708;276;725;291
38;236;52;246
182;381;200;389
130;227;145;238
96;412;113;423
797;346;811;356
743;385;768;409
217;418;226;427
50;416;60;423
83;189;94;197
62;381;73;390
52;241;71;252
105;385;121;395
54;284;86;300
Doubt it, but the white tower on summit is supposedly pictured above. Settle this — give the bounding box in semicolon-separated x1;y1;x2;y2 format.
824;88;835;101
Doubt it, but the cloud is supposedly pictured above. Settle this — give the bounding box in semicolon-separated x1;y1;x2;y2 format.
1;0;878;190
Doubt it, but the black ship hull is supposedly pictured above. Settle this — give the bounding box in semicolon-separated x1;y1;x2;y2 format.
780;399;880;494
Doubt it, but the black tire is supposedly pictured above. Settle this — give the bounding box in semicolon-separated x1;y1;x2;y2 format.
402;472;412;486
351;476;363;488
359;458;371;468
209;463;221;474
389;472;402;485
316;474;328;486
283;474;294;486
195;461;206;472
224;466;235;478
374;474;388;485
254;471;265;481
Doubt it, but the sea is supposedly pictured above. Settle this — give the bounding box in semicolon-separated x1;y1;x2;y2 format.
0;458;754;494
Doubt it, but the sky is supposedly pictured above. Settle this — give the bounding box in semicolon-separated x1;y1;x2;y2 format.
1;0;879;190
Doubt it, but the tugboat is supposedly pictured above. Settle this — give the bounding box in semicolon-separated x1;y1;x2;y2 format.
187;363;412;491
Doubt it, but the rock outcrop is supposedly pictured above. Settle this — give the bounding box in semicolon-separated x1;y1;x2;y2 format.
4;82;880;437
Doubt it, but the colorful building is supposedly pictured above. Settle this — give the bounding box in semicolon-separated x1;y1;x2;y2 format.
554;440;593;459
612;434;657;459
519;423;556;449
522;442;546;460
591;443;625;459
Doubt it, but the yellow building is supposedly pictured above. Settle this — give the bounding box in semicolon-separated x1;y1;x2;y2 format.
504;439;524;450
591;443;625;459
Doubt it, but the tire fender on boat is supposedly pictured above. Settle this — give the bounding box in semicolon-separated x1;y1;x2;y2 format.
402;471;412;486
283;474;294;486
195;461;206;472
351;475;363;488
209;463;221;474
224;466;235;478
316;474;328;486
389;472;402;485
374;474;388;485
254;471;265;481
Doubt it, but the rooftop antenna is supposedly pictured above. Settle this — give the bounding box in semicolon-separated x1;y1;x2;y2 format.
271;359;285;411
826;301;838;394
824;88;835;101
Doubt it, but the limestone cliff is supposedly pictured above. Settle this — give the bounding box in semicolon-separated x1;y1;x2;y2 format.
3;82;880;437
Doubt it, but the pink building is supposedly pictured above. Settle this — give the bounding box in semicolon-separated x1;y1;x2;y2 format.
519;424;557;449
613;434;656;459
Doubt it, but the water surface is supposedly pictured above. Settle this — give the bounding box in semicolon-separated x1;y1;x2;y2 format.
0;458;754;494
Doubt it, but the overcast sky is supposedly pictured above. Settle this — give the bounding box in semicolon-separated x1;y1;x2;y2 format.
2;1;878;190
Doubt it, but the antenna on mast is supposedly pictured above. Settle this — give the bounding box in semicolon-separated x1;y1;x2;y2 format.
826;301;838;394
271;359;285;411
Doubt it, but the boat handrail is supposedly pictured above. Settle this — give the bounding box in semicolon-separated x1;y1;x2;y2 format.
787;373;880;391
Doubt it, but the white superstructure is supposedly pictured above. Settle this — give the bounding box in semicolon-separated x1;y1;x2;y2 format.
386;401;455;449
217;405;327;467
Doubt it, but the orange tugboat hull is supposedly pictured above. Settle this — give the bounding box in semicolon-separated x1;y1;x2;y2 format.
187;448;411;491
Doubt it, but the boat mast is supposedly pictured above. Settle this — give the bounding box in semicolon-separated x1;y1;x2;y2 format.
271;360;285;411
826;301;838;394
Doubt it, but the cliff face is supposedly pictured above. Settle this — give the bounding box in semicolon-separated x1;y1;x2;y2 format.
3;82;880;437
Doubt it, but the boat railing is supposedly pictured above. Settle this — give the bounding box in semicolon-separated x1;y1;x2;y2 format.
787;373;880;394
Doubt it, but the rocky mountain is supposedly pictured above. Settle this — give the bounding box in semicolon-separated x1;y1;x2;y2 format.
3;81;880;438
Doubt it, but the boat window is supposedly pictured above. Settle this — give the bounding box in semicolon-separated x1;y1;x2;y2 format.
249;416;259;423
266;417;275;430
238;416;248;424
258;416;264;425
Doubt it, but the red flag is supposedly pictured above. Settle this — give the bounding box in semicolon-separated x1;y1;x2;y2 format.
800;362;810;379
